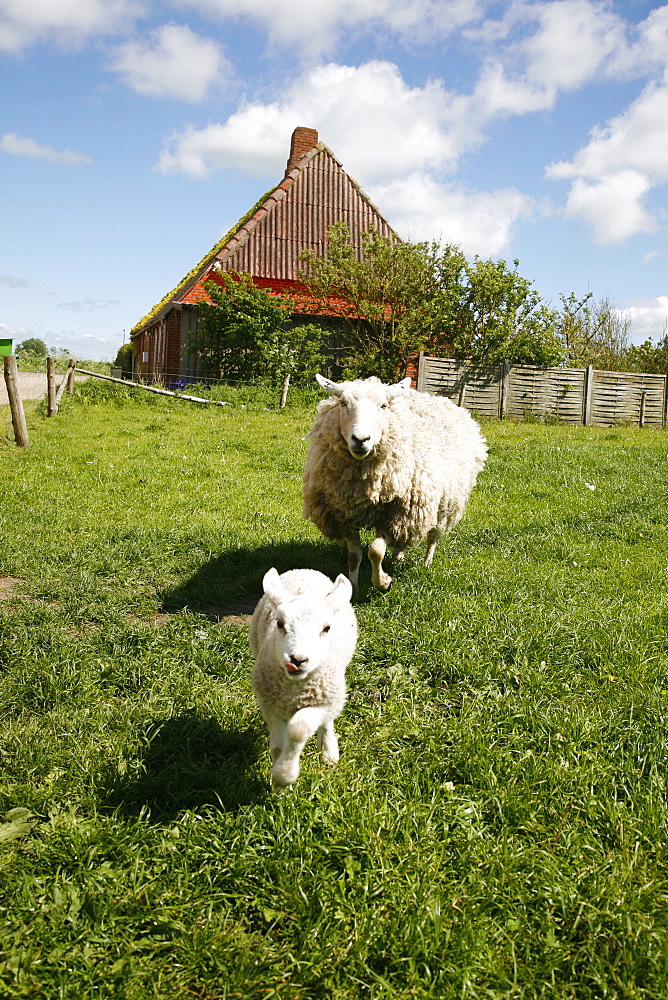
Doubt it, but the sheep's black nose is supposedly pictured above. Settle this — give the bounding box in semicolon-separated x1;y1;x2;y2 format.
289;656;308;667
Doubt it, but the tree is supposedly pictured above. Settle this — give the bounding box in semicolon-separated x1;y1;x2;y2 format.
301;225;564;377
191;271;324;383
432;251;564;367
301;223;443;380
114;343;134;372
626;324;668;374
557;292;631;370
16;337;47;355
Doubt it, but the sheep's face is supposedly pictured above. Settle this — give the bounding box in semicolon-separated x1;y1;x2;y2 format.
316;374;412;460
262;569;353;680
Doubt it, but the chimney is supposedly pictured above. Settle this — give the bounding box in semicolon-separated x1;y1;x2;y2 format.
285;126;318;174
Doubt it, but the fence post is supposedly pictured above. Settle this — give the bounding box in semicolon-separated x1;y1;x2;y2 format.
639;389;647;428
46;356;56;416
67;361;76;395
663;375;668;429
499;362;510;419
279;373;290;410
3;355;30;447
53;359;75;413
457;383;467;408
416;351;426;393
583;365;593;426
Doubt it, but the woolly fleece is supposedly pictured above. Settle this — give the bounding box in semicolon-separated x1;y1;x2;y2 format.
303;378;488;550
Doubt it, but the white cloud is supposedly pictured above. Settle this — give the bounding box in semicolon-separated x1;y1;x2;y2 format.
625;296;668;343
46;330;120;360
610;5;668;77
158;61;478;180
0;323;118;360
546;80;668;242
107;23;228;102
0;322;26;338
369;173;536;255
519;0;625;92
561;171;656;243
464;0;631;125
0;275;30;288
0;132;92;166
184;0;483;55
57;298;119;312
0;0;142;53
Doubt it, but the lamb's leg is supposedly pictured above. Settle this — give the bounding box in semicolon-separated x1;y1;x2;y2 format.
272;707;328;788
317;720;339;765
369;533;392;591
424;526;442;567
266;714;287;764
346;530;363;596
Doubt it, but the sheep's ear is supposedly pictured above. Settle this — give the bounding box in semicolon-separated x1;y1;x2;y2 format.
386;376;412;400
327;573;353;610
262;568;290;607
316;373;343;398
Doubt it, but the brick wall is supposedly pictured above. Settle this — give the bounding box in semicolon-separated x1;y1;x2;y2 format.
164;309;181;380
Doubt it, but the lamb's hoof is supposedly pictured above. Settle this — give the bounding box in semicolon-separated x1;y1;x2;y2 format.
271;761;299;788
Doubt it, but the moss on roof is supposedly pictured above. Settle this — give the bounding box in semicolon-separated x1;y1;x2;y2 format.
130;185;278;335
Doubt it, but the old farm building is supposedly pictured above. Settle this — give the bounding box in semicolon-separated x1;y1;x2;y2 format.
130;127;399;384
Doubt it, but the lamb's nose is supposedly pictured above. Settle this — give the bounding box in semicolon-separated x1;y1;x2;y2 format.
287;656;308;673
352;434;370;445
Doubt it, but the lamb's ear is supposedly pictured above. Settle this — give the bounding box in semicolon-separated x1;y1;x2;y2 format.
327;573;353;610
262;568;290;607
316;373;343;398
386;376;412;400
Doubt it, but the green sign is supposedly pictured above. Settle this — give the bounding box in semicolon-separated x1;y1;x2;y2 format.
0;339;13;357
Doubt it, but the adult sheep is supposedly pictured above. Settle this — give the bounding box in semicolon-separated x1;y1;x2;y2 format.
303;374;488;593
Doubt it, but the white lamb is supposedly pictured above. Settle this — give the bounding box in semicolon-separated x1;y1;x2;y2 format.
250;567;358;788
303;374;488;593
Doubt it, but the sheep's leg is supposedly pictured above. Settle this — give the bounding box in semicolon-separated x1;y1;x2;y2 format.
346;531;363;596
369;534;392;592
272;707;328;788
317;720;339;765
424;527;442;567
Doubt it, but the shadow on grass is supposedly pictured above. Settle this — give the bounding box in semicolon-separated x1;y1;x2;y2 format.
101;712;267;820
159;538;352;616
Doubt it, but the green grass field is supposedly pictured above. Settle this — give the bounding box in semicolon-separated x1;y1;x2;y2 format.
2;381;668;999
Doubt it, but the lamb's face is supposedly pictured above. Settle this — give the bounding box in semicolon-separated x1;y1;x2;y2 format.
271;597;335;679
337;384;391;460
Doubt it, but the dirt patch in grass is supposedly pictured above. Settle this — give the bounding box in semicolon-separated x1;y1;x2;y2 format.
198;597;257;624
0;577;20;596
0;577;21;612
132;596;257;628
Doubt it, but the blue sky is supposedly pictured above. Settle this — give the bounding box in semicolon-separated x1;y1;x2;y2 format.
1;0;667;361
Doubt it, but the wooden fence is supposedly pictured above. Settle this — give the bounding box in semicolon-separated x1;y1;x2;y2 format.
416;355;668;427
